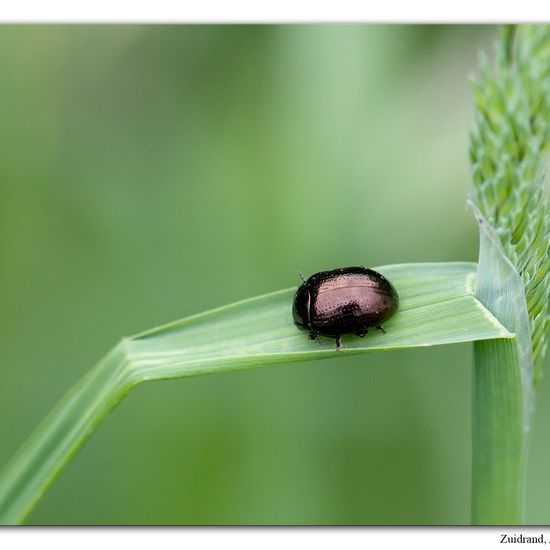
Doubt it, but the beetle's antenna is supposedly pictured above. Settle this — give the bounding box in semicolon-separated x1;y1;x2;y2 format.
298;271;306;282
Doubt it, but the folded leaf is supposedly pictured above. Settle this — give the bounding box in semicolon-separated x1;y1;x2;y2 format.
128;262;512;380
0;261;512;524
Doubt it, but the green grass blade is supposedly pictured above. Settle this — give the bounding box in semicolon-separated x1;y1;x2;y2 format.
0;347;131;526
469;25;550;524
0;262;512;524
128;262;510;380
473;339;526;523
471;215;533;524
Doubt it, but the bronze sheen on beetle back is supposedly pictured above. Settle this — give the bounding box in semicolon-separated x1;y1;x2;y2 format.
292;267;399;350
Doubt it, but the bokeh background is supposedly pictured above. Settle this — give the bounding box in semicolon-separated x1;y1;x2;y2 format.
1;25;549;525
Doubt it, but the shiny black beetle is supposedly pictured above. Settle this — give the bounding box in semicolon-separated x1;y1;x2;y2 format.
292;266;399;350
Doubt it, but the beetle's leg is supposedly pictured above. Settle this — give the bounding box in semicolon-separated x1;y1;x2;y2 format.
355;328;369;338
335;335;342;350
376;325;386;333
309;332;323;346
298;271;306;282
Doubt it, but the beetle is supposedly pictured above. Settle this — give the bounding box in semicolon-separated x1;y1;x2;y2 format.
292;266;399;350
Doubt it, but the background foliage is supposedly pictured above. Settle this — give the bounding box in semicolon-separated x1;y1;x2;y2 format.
1;25;549;525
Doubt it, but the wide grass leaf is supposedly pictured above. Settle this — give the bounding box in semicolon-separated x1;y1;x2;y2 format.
0;262;512;524
129;262;510;380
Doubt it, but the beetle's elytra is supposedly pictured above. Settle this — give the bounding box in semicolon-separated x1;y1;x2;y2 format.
292;266;399;350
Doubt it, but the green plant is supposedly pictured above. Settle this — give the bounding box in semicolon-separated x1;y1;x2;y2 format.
0;25;547;526
470;25;550;524
0;263;510;524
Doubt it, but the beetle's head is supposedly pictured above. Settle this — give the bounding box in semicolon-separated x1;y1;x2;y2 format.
292;282;311;329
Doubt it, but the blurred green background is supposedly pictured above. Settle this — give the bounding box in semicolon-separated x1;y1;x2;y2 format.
1;25;549;525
